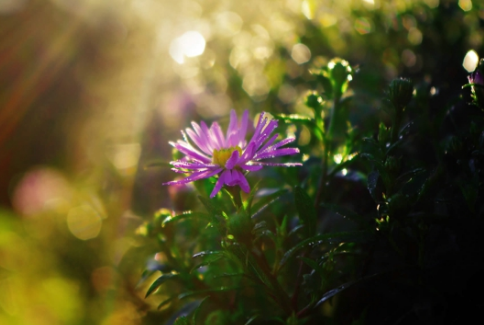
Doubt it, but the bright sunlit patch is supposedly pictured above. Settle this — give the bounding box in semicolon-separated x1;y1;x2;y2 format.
110;143;141;170
169;31;206;64
341;168;348;176
301;0;313;19
319;13;337;27
215;11;243;36
333;154;343;164
458;0;472;12
242;72;270;98
291;43;311;64
463;50;479;73
67;205;102;240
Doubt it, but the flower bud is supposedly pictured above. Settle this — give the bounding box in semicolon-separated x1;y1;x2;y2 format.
305;93;322;111
328;58;352;97
388;78;413;110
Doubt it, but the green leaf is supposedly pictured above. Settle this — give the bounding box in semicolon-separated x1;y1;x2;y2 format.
396;167;426;184
278;231;372;271
162;211;211;226
300;257;324;276
287;224;305;238
313;272;387;309
320;204;366;225
198;195;222;215
275;114;323;141
276;113;313;123
169;301;204;325
250;189;289;219
367;170;383;202
178;286;242;300
191;296;210;325
294;187;317;237
192;250;225;259
191;251;226;272
157;295;177;309
174;316;190;325
146;273;179;298
212;272;246;279
314;282;351;308
244;315;259;325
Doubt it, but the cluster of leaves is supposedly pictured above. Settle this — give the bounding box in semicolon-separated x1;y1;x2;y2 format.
137;57;484;324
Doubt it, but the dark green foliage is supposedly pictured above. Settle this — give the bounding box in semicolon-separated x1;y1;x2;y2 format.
138;5;484;324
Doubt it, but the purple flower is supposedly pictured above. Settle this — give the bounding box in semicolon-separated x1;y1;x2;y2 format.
468;70;484;86
164;110;301;198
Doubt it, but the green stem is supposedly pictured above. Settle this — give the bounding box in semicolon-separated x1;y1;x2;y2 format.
315;94;340;207
227;186;243;210
250;249;293;314
391;105;404;145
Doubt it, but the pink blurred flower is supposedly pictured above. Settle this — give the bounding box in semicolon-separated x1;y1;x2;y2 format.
164;110;301;197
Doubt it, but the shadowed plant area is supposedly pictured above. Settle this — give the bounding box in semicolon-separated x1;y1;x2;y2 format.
0;0;484;324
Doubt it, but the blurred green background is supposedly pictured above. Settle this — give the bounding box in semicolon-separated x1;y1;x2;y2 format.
0;0;482;324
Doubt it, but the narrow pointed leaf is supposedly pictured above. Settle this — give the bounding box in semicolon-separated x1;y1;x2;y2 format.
250;189;289;219
162;211;211;226
320;203;366;225
146;273;179;298
191;296;210;325
278;230;372;270
178;286;243;300
157;296;177;309
244;315;259;325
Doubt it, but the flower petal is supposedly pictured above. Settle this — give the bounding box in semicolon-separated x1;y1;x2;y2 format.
227;110;250;147
173;140;211;163
171;160;218;169
257;133;279;153
255;119;278;149
250;112;267;144
210;122;226;149
254;147;300;160
251;162;302;167
191;121;203;137
210;169;231;198
255;137;296;158
186;128;211;155
240;164;263;171
226;109;238;140
200;121;216;152
240;141;256;162
225;149;240;169
228;169;250;193
164;167;223;186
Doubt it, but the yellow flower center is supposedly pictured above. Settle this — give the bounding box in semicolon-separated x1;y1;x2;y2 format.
212;146;242;167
